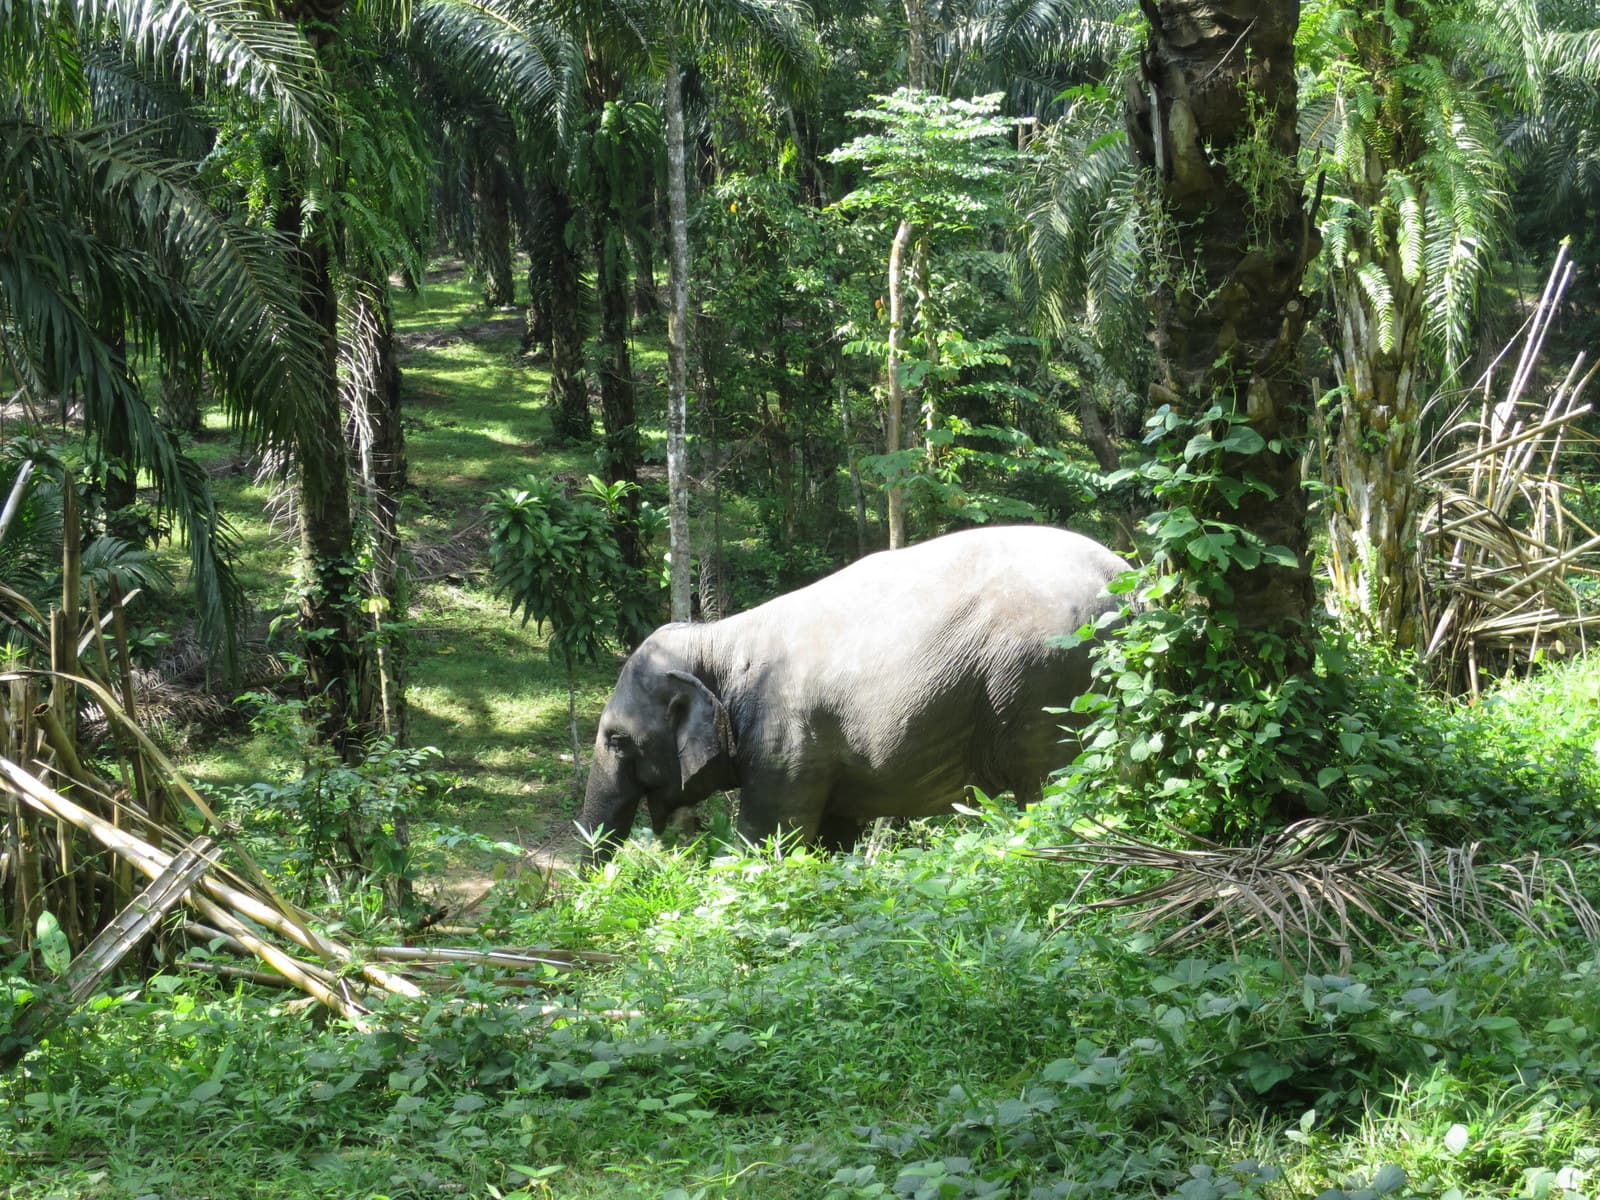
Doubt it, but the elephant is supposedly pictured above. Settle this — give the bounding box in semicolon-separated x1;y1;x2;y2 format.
575;524;1128;864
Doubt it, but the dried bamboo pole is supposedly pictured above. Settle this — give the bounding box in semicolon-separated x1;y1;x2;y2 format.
0;758;418;1011
1422;405;1592;482
0;837;222;1069
61;837;220;1001
186;962;303;989
366;945;616;971
184;886;371;1026
1;669;350;980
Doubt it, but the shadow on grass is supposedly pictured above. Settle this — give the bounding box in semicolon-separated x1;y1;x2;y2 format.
406;580;625;835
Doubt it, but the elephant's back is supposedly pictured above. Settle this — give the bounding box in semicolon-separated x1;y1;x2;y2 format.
752;525;1125;646
717;526;1126;783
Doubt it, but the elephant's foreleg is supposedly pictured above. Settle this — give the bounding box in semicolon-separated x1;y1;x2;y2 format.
734;769;829;851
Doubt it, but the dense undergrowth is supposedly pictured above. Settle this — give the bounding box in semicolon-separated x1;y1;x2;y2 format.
5;282;1600;1200
8;662;1600;1199
7;778;1600;1198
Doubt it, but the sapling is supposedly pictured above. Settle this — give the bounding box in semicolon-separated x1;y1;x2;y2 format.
487;476;647;791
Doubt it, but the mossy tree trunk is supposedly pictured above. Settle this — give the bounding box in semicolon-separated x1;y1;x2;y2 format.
1125;0;1317;672
1326;238;1425;646
1319;12;1430;648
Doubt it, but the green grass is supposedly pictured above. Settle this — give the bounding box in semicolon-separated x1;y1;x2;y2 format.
6;818;1599;1198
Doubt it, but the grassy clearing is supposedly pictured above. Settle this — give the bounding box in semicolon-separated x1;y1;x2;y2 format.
178;268;624;858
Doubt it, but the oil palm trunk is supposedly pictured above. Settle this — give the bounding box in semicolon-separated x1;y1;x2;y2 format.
1126;0;1316;671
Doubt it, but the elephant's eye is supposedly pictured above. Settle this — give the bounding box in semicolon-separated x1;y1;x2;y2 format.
604;730;634;753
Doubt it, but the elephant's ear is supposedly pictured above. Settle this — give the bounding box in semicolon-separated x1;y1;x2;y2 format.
664;670;736;789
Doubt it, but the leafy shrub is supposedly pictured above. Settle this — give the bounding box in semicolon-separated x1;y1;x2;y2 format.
218;690;451;916
1058;623;1600;849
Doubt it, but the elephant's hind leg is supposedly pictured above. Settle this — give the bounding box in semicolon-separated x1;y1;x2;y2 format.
815;813;866;852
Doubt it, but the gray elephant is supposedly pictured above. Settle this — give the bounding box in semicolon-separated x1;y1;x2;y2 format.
575;524;1127;864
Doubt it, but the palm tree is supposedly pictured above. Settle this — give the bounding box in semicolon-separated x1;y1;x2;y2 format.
1;0;329;660
1126;0;1317;669
1302;0;1586;649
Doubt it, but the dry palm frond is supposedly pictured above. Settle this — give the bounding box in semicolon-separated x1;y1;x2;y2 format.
1418;244;1600;692
1033;818;1600;974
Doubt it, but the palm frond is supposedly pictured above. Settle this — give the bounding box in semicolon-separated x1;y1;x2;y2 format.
1033;818;1600;974
1015;88;1145;360
670;0;820;93
942;0;1133;106
1543;24;1600;80
1354;262;1397;353
413;0;566;117
1;117;313;660
0;1;93;125
83;44;212;158
72;0;331;150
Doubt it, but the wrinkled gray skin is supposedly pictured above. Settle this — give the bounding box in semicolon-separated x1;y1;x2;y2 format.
576;525;1126;865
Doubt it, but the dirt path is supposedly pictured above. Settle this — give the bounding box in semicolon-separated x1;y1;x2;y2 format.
419;815;586;920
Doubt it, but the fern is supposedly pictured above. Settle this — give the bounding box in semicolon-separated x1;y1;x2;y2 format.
1385;174;1425;284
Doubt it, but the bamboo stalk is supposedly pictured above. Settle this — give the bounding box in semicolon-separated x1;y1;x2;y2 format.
0;459;34;543
62;837;220;1001
2;669;338;974
185;962;303;990
0;837;224;1068
184;889;371;1026
1422;406;1592;481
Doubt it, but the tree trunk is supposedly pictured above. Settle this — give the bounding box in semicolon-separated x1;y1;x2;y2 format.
630;224;660;324
268;0;365;757
1126;0;1316;671
348;279;409;745
884;218;913;550
664;40;693;623
903;0;929;90
160;364;203;437
594;216;642;570
539;180;590;443
285;224;363;756
912;233;936;456
474;159;515;309
1326;249;1425;646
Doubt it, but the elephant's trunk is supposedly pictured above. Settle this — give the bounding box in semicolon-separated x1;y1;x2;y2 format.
575;761;640;870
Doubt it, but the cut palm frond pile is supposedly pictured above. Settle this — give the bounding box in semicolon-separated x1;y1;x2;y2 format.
1418;246;1600;693
1034;818;1600;973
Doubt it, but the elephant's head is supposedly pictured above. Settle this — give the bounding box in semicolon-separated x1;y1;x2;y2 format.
576;642;737;867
